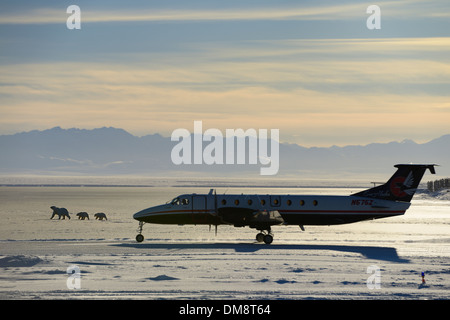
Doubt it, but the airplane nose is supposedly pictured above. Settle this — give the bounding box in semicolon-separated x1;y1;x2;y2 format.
133;204;167;223
133;208;149;221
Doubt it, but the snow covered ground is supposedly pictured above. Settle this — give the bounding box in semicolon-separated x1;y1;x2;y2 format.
0;186;449;300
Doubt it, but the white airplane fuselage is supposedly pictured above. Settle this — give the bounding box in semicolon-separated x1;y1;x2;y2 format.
133;192;410;227
133;164;436;244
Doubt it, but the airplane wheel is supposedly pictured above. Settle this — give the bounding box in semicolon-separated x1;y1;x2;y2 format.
263;234;273;244
136;234;144;242
256;233;265;242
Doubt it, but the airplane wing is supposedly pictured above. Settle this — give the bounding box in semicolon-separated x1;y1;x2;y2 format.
217;207;284;227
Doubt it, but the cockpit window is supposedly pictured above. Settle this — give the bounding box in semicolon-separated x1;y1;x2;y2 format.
168;197;190;206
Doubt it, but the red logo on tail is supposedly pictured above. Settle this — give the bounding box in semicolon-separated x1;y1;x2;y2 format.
390;176;407;198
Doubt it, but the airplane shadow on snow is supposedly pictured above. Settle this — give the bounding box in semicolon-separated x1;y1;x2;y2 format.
112;242;409;263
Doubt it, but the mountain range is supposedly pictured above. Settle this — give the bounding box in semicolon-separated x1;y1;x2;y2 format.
0;127;449;179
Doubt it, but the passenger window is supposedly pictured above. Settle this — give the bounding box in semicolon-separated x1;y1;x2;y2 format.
313;200;318;206
300;200;305;206
235;199;240;205
287;199;292;206
247;199;253;205
221;199;227;205
261;199;266;205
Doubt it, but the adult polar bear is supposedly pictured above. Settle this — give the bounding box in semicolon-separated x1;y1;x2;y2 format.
50;206;71;220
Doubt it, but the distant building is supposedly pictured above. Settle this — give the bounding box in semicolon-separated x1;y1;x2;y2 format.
427;178;450;192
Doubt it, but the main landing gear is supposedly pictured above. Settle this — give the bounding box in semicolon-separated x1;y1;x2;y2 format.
136;221;145;242
255;227;273;244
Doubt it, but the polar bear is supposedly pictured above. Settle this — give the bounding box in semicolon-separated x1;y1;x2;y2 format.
50;206;71;220
76;212;90;220
94;212;107;220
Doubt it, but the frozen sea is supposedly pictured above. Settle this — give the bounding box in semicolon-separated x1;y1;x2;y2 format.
0;179;449;300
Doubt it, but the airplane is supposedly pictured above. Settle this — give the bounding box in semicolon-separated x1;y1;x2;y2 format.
133;164;437;244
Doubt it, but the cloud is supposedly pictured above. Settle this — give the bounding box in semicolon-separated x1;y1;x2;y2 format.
1;58;448;146
0;6;356;25
0;0;446;25
1;0;449;148
1;36;450;145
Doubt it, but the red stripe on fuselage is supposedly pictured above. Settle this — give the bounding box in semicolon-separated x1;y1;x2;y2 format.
144;209;404;216
280;209;405;214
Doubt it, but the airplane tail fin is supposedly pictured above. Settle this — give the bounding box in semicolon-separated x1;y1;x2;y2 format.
353;164;437;202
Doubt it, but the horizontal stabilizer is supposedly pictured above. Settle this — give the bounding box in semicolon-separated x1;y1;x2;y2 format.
353;164;437;202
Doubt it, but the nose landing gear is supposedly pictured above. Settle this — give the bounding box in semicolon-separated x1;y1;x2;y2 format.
136;221;145;242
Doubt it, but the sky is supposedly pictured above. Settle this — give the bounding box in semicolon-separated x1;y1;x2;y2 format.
0;0;449;147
